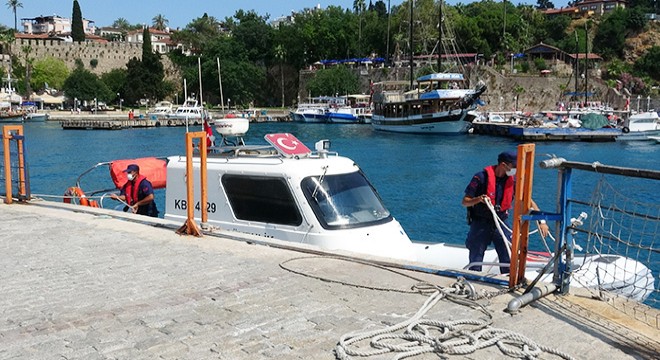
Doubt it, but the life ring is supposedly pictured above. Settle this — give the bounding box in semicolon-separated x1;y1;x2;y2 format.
63;186;96;207
622;126;630;134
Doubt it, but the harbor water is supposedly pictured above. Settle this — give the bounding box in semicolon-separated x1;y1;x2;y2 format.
16;121;660;303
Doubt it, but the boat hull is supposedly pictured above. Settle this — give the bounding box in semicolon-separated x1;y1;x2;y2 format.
616;129;660;141
372;109;471;134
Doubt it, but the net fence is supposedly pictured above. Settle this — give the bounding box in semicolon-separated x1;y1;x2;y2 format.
568;174;658;327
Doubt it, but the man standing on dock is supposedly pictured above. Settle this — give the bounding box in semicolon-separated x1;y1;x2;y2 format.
461;151;549;274
111;164;159;217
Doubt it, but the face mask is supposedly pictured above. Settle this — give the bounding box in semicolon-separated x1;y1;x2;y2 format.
127;173;135;181
506;168;516;177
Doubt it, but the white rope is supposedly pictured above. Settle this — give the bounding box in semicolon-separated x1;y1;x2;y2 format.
335;290;576;360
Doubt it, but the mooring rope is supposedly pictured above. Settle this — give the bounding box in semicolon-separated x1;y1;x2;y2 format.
335;287;576;360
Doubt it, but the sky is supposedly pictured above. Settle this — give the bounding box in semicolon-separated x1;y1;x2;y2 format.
0;0;384;30
1;0;569;30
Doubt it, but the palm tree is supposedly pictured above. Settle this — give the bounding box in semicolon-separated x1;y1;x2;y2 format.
112;18;130;30
274;44;286;108
6;0;23;31
152;14;169;31
353;0;366;56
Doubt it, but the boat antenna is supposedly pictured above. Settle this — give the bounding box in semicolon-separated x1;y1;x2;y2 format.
409;0;414;89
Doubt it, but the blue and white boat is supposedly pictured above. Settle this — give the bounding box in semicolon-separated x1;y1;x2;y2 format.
290;96;335;123
616;111;660;141
326;94;372;124
371;73;486;134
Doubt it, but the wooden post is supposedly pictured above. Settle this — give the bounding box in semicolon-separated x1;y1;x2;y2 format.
176;131;208;237
2;125;24;205
509;143;535;288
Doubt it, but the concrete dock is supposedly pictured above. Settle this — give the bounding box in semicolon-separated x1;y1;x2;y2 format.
1;200;658;359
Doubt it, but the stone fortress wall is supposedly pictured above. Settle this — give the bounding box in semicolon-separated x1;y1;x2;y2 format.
8;39;179;81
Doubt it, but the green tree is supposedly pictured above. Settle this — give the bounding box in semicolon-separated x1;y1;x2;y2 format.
171;13;222;54
633;46;660;82
101;68;127;95
71;0;85;42
152;14;169;31
307;66;359;96
230;10;273;64
30;57;69;91
63;65;112;103
536;0;554;10
6;0;22;31
122;27;167;104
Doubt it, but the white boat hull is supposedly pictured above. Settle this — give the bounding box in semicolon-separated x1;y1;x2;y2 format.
372;109;471;134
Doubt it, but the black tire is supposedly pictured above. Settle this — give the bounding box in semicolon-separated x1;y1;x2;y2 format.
622;126;630;134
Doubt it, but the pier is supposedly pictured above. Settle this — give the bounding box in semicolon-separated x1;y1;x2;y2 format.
48;109;291;130
471;121;621;141
0;200;657;359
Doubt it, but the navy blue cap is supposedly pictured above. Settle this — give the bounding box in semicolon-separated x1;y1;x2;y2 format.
123;164;139;173
498;151;517;166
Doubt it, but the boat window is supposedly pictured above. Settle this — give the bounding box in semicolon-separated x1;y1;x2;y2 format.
302;171;392;230
222;175;302;226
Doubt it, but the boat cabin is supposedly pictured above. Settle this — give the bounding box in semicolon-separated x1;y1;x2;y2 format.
164;133;414;259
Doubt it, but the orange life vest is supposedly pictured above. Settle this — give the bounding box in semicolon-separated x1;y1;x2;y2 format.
484;165;514;212
124;175;147;206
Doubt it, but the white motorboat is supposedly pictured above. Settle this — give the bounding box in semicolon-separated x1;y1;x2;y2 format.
147;101;174;120
289;96;335;123
617;111;660;141
160;127;654;302
167;98;204;124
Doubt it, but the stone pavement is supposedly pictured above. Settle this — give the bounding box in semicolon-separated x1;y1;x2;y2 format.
0;201;658;359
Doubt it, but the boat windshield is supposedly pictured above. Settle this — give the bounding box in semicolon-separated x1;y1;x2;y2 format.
301;171;392;229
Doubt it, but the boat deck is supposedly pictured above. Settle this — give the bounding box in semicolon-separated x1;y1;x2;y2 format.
1;200;658;359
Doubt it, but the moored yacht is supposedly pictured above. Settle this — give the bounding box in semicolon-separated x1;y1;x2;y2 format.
167;98;204;124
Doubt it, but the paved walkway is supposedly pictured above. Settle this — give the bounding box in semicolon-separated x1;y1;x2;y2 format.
1;201;658;359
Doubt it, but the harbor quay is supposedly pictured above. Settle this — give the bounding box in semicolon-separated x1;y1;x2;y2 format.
1;201;658;359
45;109;292;130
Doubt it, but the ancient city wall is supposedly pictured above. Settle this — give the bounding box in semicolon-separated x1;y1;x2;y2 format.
8;39;179;81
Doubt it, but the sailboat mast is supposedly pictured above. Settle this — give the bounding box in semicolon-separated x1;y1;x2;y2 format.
574;30;578;101
409;0;414;89
584;22;588;105
437;0;442;72
217;58;225;112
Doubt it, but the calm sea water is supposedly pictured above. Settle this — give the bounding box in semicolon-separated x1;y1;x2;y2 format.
16;121;660;306
20;120;659;243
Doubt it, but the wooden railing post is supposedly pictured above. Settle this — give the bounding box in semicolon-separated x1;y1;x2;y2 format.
509;143;536;288
176;131;208;236
2;125;25;205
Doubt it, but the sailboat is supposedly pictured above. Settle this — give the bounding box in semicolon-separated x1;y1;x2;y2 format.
371;0;486;134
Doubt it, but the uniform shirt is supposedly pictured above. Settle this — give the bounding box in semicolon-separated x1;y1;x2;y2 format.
464;169;513;222
120;178;159;217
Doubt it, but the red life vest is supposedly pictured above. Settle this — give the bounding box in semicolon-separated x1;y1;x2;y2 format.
484;165;514;211
124;175;146;206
